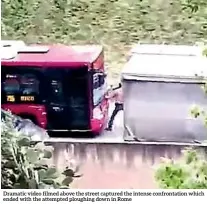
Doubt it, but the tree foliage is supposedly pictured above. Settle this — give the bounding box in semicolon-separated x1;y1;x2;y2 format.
1;111;81;189
2;0;207;82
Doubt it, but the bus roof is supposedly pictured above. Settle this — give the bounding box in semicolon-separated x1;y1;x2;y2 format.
1;43;103;67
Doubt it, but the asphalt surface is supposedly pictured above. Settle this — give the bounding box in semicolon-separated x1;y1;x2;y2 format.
29;102;207;146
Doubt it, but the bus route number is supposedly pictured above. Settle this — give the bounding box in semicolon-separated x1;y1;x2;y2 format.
7;95;15;102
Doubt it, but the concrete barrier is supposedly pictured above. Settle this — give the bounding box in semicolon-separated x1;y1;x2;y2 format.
47;142;207;189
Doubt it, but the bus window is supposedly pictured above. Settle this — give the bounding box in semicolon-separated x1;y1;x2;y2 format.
67;69;89;108
4;78;20;94
21;74;39;95
66;68;89;128
93;72;106;106
93;74;99;89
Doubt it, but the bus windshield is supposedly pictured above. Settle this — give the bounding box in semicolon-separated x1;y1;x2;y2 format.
2;72;40;103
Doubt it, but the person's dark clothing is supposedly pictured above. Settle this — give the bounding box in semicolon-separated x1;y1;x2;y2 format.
106;102;123;131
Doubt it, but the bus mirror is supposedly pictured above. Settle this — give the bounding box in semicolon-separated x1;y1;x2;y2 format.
103;71;107;77
99;75;105;85
97;73;107;77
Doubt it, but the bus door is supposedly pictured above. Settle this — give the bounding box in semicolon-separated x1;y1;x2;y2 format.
44;67;90;131
43;68;70;130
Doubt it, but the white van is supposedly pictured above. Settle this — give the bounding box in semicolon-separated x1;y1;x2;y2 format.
122;44;207;143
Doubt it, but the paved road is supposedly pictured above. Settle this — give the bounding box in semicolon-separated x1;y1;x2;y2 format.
27;102;207;146
30;103;207;146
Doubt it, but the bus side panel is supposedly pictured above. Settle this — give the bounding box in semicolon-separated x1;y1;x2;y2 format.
90;49;109;135
1;104;47;128
91;98;109;134
93;50;104;71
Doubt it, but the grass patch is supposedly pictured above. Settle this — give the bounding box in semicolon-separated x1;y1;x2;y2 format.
2;0;207;83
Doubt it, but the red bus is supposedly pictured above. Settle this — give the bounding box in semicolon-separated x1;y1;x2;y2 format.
1;41;109;136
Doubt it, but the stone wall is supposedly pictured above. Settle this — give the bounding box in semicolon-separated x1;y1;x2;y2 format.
49;142;206;189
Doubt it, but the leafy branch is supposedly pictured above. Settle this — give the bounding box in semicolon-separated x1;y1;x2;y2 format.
1;111;81;189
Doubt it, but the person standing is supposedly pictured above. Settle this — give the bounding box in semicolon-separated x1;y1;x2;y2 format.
105;83;123;131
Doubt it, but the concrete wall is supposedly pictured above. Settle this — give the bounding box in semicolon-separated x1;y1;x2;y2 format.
49;142;206;189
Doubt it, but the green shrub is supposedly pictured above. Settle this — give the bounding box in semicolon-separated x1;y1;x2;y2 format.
155;148;207;189
1;111;81;189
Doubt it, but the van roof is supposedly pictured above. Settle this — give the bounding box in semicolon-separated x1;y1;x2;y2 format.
122;44;207;83
1;42;103;67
